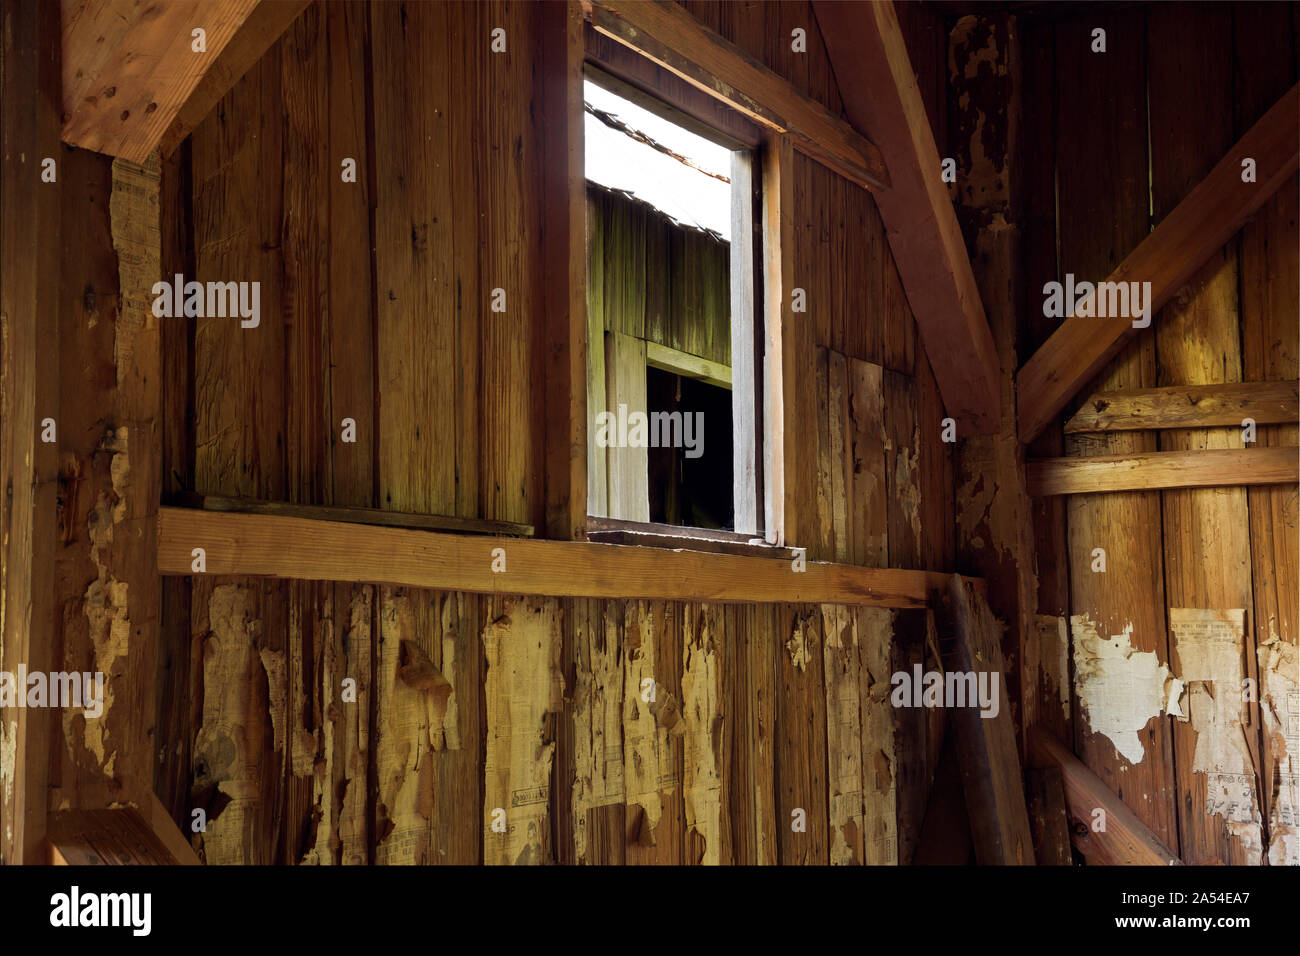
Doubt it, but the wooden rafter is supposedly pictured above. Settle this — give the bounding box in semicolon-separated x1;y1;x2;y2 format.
158;507;956;609
1026;446;1298;496
61;0;272;161
584;0;889;192
1018;83;1300;444
813;0;1002;434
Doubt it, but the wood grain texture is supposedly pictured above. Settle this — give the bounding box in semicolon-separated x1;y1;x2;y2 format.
814;0;1001;434
61;0;262;161
159;506;955;608
1236;0;1300;869
1149;5;1261;866
1018;82;1300;443
1065;382;1298;433
1028;448;1298;496
0;0;61;864
47;808;178;865
159;0;313;156
1053;12;1178;854
939;576;1034;865
587;0;888;191
1031;729;1182;865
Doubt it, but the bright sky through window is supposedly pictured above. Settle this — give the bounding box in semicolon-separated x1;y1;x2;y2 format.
584;79;732;239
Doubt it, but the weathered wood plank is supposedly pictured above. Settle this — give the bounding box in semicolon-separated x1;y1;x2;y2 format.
160;0;313;156
938;576;1034;865
61;0;262;162
1052;11;1179;855
586;0;888;191
1065;382;1298;433
47;808;178;865
541;0;588;540
179;493;533;537
0;0;61;864
1150;4;1262;866
1030;729;1182;866
814;0;1001;434
1018;82;1300;443
158;507;955;608
1027;448;1298;496
1236;1;1300;868
371;0;457;518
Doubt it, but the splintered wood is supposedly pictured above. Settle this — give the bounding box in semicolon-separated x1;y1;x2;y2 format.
484;597;564;865
821;605;898;865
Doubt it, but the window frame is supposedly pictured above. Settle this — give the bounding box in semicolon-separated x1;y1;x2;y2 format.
580;61;780;547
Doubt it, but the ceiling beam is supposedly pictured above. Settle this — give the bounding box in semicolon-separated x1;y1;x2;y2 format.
158;506;955;609
1018;83;1300;444
584;0;889;192
60;0;270;161
813;0;1001;434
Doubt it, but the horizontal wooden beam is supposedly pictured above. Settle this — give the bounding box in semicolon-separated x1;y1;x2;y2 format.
1030;729;1182;865
1018;83;1300;443
584;0;889;192
159;0;313;156
646;340;732;389
1064;381;1299;433
174;493;535;537
61;0;264;161
158;506;951;608
1026;447;1298;496
812;0;1001;434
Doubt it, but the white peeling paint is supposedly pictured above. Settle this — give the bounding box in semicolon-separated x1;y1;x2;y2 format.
1071;615;1183;765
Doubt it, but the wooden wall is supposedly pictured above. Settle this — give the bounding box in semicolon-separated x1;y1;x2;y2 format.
130;0;963;864
1018;3;1299;866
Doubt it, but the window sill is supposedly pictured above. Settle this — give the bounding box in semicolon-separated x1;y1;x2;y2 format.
585;516;795;559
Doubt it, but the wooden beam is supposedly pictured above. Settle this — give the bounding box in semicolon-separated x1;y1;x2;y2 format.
0;0;61;866
157;506;954;609
175;493;535;537
541;0;589;539
1064;381;1298;433
813;0;1001;434
584;0;889;192
47;808;178;865
61;0;266;161
1027;446;1298;496
1030;729;1182;865
937;575;1035;865
646;340;732;389
159;0;313;156
1018;83;1300;443
144;792;201;865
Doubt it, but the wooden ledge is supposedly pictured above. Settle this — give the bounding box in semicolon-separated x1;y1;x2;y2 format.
158;506;954;608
